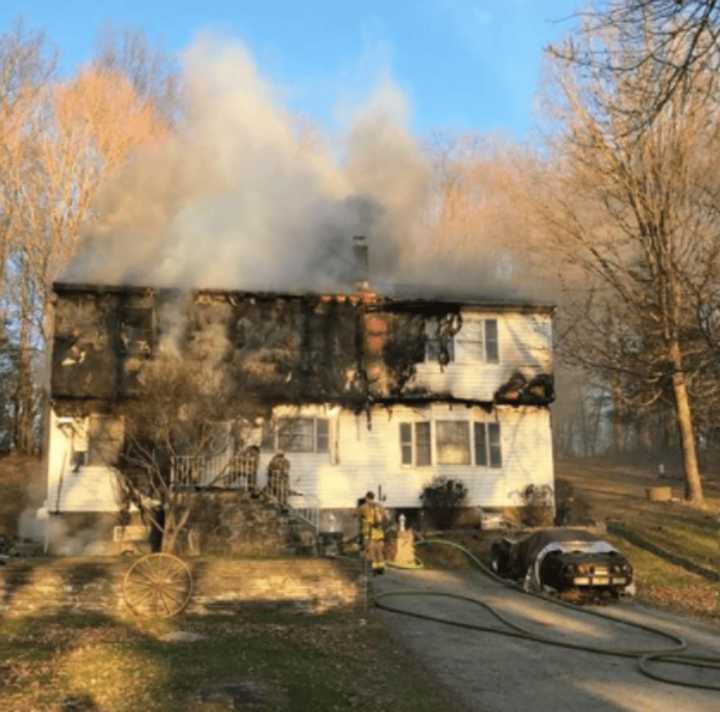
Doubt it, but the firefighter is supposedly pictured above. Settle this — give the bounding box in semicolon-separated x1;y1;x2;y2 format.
357;491;388;575
267;452;290;507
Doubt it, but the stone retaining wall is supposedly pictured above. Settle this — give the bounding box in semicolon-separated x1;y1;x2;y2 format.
0;556;362;617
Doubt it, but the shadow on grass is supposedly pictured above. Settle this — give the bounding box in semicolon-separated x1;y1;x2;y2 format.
0;558;114;613
0;602;454;712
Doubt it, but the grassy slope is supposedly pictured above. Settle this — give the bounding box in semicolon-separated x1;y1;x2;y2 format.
556;459;720;620
415;460;720;621
0;608;456;712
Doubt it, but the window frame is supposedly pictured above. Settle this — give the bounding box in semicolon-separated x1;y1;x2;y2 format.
264;416;330;454
473;422;502;469
399;419;502;469
426;317;500;365
399;421;432;467
435;420;471;465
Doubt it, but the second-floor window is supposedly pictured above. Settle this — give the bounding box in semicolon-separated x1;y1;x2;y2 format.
263;417;329;453
425;318;499;364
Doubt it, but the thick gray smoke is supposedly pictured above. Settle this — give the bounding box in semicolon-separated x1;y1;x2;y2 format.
63;37;550;303
64;38;435;292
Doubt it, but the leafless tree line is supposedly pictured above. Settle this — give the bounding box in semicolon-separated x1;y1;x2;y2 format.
539;0;720;504
0;22;174;453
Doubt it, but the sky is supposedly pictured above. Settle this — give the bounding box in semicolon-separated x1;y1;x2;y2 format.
0;0;579;140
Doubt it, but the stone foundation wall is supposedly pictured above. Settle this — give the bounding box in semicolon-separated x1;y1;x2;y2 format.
0;556;362;617
46;490;318;557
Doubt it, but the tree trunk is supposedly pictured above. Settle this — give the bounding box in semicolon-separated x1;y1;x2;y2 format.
669;340;704;504
15;272;35;454
610;382;625;455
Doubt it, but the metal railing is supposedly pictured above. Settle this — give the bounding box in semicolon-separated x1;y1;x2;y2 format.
287;492;320;534
170;453;258;490
171;453;319;535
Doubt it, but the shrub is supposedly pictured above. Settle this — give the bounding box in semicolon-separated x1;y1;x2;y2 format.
420;476;468;530
519;483;555;527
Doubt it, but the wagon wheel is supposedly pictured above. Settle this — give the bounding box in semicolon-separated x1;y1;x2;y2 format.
123;553;193;618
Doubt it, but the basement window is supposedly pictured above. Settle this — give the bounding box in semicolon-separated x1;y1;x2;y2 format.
268;417;330;453
399;422;431;466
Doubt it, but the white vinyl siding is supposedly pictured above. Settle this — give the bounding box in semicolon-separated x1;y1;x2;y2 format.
414;309;552;401
46;403;553;512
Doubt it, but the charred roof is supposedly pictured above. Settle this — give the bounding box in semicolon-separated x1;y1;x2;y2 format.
52;281;555;314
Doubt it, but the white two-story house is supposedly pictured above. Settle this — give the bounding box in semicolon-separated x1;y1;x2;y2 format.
41;241;554;546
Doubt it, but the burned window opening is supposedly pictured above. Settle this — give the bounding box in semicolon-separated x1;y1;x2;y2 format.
119;307;154;356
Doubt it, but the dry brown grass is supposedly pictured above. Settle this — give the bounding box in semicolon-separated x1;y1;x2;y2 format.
557;459;720;620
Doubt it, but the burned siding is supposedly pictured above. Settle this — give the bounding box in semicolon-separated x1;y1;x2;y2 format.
51;284;554;410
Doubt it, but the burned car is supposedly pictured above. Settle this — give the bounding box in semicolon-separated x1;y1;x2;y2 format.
490;528;633;595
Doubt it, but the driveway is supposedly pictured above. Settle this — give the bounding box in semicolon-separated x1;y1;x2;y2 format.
374;567;720;712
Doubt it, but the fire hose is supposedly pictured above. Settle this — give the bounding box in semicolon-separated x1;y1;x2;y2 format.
376;538;720;692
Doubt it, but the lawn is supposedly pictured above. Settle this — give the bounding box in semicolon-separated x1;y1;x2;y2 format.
0;607;455;711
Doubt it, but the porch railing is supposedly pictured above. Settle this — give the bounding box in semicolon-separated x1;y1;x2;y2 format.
170;453;320;535
287;492;320;534
170;453;257;490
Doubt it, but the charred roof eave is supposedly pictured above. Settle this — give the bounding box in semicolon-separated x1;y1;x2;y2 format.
52;281;555;313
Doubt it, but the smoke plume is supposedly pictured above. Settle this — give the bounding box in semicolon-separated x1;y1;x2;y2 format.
63;39;420;289
64;36;547;301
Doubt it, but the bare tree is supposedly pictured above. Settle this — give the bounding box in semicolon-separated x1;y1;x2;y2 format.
538;22;720;504
110;358;257;553
553;1;720;132
0;24;55;450
93;25;180;122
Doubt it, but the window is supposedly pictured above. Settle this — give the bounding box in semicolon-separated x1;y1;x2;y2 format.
119;308;154;356
436;421;471;465
316;419;330;452
473;422;502;468
452;318;500;363
401;419;502;468
267;417;329;453
485;319;499;363
399;422;431;466
425;335;454;363
455;320;483;362
425;318;455;364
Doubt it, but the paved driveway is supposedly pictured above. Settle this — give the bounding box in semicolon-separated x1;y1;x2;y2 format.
374;568;720;712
